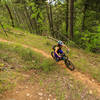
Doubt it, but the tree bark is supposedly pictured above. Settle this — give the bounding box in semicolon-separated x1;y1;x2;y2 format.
81;1;88;32
30;8;39;34
24;6;34;33
46;4;54;36
12;6;20;27
46;4;52;34
69;0;74;40
5;3;14;27
66;0;69;33
23;10;32;33
16;7;25;30
49;4;54;36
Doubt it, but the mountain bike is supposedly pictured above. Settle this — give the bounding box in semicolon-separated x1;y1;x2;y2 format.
51;51;75;71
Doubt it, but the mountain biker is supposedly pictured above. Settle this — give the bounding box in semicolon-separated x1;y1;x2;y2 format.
53;40;69;61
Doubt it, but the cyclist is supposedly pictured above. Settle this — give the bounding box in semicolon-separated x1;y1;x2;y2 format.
53;40;69;61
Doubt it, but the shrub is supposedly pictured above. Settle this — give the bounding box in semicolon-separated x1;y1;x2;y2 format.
80;32;100;52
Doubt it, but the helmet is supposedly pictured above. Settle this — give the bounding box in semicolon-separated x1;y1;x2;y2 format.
58;40;63;46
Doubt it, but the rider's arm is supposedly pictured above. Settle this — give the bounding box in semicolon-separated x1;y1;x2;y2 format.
55;47;61;58
63;44;70;51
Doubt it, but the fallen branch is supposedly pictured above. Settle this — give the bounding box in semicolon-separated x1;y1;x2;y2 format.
47;36;58;42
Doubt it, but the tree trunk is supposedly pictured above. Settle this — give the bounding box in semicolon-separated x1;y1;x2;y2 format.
30;8;39;34
23;10;32;33
12;6;20;27
49;4;54;36
16;7;25;30
46;4;52;34
5;3;14;27
81;1;88;32
24;6;34;33
46;4;54;36
20;10;27;30
14;7;21;27
69;0;74;40
66;0;69;33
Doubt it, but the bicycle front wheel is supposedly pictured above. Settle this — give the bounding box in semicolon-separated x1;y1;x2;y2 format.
65;60;75;71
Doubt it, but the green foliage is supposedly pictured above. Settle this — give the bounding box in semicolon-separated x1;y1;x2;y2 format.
27;0;45;34
97;25;100;33
53;3;66;35
79;32;100;52
65;40;77;48
0;0;100;53
61;22;66;35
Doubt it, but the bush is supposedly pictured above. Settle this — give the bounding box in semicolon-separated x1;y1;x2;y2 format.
80;32;100;52
73;30;100;53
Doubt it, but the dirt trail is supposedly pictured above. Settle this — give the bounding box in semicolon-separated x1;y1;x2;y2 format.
0;39;100;97
0;39;50;58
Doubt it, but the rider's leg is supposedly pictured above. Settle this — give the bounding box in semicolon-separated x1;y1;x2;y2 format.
54;52;60;62
58;50;64;60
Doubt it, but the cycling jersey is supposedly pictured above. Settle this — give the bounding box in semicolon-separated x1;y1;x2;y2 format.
52;45;63;59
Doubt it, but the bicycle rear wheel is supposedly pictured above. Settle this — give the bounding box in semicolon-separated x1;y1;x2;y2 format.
65;60;75;71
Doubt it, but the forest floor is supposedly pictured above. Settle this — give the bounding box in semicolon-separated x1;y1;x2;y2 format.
0;70;56;100
0;38;100;100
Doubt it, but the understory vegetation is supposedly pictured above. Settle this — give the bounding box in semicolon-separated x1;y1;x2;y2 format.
0;42;100;100
0;30;100;83
0;0;100;53
0;42;57;93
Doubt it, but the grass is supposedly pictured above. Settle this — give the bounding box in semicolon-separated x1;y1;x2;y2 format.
32;68;100;100
0;70;21;93
0;42;57;93
0;41;99;99
0;28;55;54
0;42;57;72
69;48;100;82
0;28;100;83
